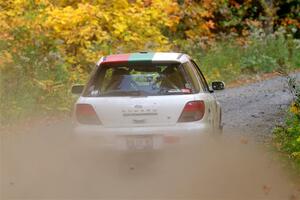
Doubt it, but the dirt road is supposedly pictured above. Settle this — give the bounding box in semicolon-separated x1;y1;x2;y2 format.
1;74;300;200
216;73;297;141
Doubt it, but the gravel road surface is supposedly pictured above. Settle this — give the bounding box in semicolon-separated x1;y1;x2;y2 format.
216;73;298;141
1;74;300;200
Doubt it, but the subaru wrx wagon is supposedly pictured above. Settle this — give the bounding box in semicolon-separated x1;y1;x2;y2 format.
72;52;224;151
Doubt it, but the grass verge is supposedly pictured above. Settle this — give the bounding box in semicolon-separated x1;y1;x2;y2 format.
273;75;300;172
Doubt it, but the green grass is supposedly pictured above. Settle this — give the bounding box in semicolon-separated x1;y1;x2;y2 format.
273;75;300;173
181;30;300;83
273;112;300;173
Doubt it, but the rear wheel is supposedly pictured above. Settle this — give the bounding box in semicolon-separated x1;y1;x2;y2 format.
212;117;222;134
211;112;223;144
215;108;223;134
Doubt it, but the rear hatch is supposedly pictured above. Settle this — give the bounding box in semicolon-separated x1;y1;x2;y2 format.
80;60;201;127
84;95;195;127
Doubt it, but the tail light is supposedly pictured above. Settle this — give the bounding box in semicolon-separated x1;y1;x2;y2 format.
76;104;101;125
178;101;205;122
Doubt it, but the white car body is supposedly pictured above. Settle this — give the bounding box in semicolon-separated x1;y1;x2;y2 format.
72;52;223;151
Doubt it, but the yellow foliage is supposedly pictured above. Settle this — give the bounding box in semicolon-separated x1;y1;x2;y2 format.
0;0;179;67
37;0;178;73
291;151;300;158
290;102;300;115
0;51;13;70
0;0;219;85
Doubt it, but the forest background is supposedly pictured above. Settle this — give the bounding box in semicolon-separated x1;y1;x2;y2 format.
0;0;299;125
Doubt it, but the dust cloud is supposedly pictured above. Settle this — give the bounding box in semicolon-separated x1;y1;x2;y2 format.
1;121;300;200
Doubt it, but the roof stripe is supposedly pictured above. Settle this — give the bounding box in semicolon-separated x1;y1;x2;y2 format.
100;52;182;64
102;53;130;63
128;52;154;61
152;52;180;61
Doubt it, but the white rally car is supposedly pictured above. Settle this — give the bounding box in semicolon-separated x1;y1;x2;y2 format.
71;52;224;151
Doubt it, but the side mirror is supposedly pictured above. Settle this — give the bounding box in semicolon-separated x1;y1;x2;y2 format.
211;81;225;90
71;85;84;95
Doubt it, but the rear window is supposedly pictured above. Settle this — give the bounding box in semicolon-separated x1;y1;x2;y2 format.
83;62;199;97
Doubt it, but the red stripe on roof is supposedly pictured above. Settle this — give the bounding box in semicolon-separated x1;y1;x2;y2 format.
102;54;130;63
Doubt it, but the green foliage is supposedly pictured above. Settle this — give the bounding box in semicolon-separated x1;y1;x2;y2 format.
274;114;300;159
0;32;72;125
178;37;242;82
241;29;289;73
273;76;300;167
178;29;300;83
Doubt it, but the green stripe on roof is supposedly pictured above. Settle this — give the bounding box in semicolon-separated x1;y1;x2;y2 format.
128;52;154;61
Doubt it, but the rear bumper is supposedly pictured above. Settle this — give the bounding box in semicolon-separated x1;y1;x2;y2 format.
74;122;212;135
72;122;214;150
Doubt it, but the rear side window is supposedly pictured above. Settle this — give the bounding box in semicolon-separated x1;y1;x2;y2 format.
190;60;210;92
83;62;199;97
182;62;200;93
